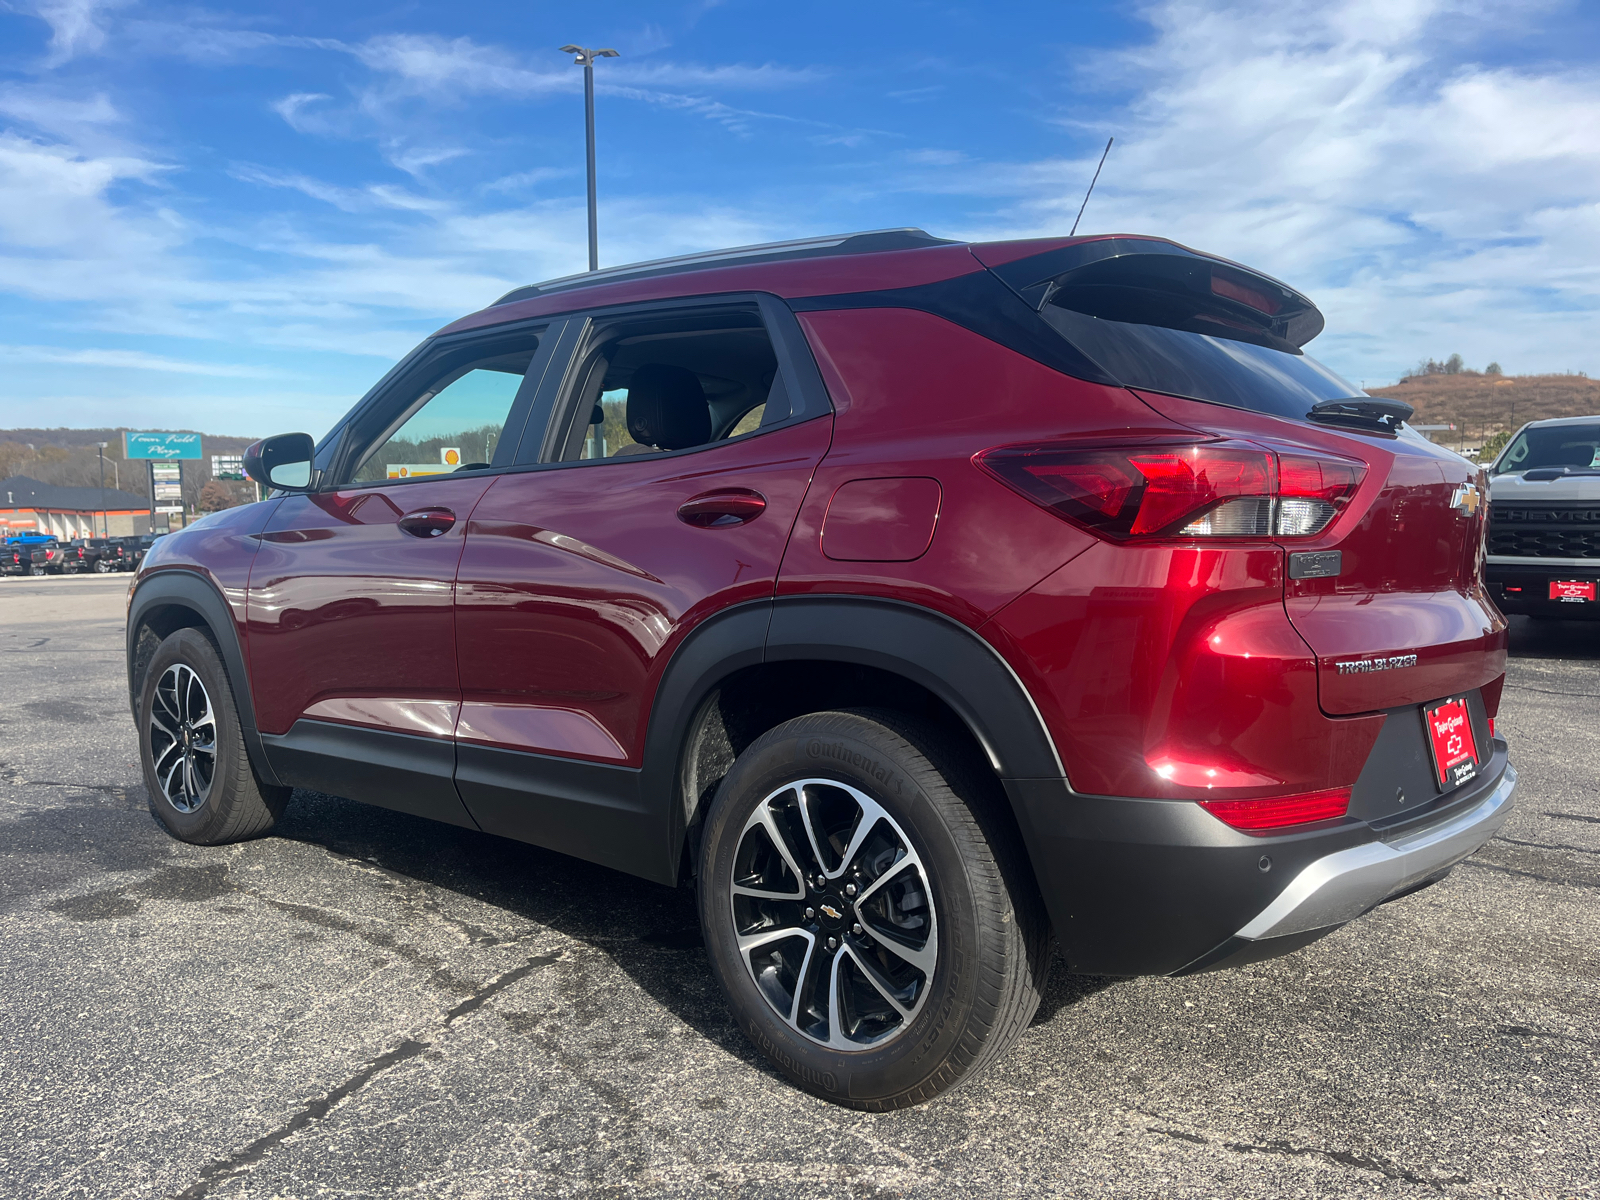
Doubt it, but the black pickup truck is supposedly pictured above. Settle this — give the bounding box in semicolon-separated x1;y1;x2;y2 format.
2;536;64;576
62;538;127;573
1487;416;1600;619
116;533;160;571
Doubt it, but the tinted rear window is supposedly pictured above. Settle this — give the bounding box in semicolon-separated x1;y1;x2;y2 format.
1039;303;1362;420
1493;425;1600;474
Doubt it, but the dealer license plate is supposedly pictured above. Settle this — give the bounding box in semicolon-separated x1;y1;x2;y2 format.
1424;697;1480;791
1550;580;1597;602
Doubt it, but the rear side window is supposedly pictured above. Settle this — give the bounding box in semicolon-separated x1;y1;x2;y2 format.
550;306;791;463
1040;302;1363;421
1493;425;1600;474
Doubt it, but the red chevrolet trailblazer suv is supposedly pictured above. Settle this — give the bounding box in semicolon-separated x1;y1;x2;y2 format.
128;230;1514;1109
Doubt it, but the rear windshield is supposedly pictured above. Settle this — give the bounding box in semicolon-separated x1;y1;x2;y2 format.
1039;303;1363;420
1492;424;1600;474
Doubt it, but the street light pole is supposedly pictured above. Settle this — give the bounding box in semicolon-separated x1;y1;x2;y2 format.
559;44;619;271
96;442;107;537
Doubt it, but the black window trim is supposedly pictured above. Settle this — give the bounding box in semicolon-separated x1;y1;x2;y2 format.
315;314;556;492
309;290;833;493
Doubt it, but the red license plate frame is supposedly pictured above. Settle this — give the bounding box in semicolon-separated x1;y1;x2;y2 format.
1549;579;1597;602
1424;696;1480;791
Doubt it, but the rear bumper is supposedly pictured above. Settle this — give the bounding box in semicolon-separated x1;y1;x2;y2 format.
1489;559;1600;617
1234;761;1512;938
1006;742;1515;977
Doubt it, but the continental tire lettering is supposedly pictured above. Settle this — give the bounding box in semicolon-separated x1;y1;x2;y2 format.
804;740;905;795
748;1027;838;1092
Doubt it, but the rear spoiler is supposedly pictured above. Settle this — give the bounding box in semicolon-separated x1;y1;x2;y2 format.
982;236;1325;352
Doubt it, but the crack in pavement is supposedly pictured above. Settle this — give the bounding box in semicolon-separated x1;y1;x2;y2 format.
1503;682;1598;697
170;953;560;1200
1220;1137;1469;1190
1546;811;1600;825
1139;1115;1469;1191
255;894;484;997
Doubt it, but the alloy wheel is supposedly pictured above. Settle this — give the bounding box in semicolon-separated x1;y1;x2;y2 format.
148;663;218;814
729;777;938;1050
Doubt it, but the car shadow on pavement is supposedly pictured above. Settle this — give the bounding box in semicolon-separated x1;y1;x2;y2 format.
1505;613;1600;660
269;788;1111;1051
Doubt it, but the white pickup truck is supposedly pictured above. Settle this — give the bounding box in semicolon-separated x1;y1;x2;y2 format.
1487;415;1600;619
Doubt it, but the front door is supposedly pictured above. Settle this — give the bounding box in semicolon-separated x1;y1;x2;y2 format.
451;299;834;873
246;322;549;825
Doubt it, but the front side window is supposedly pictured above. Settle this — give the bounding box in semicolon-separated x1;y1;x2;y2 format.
350;341;541;484
550;309;791;463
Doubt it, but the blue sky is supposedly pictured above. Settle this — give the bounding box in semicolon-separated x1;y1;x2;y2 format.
2;0;1598;437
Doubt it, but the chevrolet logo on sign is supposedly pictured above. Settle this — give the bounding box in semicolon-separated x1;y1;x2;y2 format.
1451;482;1482;517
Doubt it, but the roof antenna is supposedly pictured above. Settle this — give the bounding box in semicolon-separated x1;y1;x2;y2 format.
1069;137;1114;237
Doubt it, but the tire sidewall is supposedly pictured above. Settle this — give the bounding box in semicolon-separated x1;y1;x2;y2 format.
699;716;988;1107
139;628;240;842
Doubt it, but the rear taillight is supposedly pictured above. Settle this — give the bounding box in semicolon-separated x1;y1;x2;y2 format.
977;441;1363;540
1199;787;1350;831
1275;452;1364;536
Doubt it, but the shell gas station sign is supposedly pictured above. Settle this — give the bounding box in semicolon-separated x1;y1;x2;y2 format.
387;447;462;479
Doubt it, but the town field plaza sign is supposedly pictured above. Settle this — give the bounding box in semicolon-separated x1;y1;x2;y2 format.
124;432;202;460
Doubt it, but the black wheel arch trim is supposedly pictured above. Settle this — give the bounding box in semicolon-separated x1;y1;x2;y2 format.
640;593;1066;884
759;595;1063;779
127;569;283;788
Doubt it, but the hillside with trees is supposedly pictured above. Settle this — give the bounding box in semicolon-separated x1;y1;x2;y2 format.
1367;358;1600;461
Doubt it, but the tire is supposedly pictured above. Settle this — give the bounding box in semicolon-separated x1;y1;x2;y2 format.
94;559;111;573
698;709;1049;1110
138;627;290;844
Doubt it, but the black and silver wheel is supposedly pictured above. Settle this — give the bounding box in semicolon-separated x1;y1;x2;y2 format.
730;777;938;1050
699;709;1048;1110
94;558;112;573
148;662;217;813
139;628;290;843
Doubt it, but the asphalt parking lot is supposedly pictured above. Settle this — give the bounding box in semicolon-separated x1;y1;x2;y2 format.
1;572;1596;1200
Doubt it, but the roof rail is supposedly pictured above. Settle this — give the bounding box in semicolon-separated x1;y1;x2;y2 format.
489;227;957;307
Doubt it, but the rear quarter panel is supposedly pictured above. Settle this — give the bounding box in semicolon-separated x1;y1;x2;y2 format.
780;307;1185;625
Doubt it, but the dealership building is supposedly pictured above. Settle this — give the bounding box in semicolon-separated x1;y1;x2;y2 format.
0;476;153;538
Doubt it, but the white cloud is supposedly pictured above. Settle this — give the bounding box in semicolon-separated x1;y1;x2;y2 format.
349;34;570;99
0;132;170;254
946;0;1600;379
31;0;128;66
0;344;285;377
608;61;822;90
271;92;336;135
0;86;120;135
387;144;470;176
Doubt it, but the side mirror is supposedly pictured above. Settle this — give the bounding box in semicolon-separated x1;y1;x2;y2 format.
244;433;316;492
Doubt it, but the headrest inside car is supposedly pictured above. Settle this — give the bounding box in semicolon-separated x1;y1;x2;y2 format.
626;363;710;451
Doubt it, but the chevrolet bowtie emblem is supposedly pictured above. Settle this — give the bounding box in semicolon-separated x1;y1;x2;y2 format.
820;903;843;920
1451;482;1482;516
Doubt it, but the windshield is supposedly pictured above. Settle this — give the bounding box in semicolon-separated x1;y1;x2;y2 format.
1039;303;1364;420
1492;424;1600;474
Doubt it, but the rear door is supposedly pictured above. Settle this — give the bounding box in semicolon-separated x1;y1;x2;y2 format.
245;319;552;826
450;296;834;875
